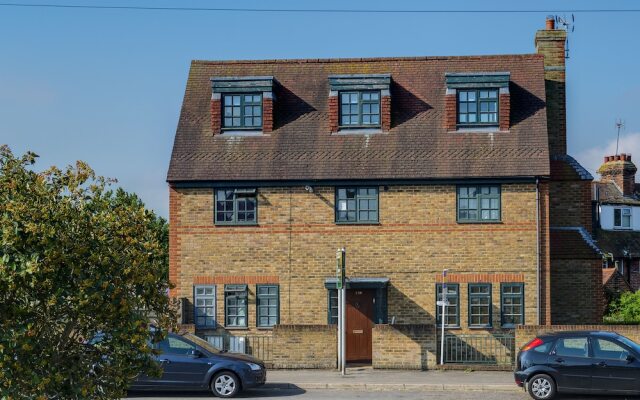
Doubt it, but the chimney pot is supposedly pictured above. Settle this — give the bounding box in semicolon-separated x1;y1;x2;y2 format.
546;16;555;30
604;156;610;163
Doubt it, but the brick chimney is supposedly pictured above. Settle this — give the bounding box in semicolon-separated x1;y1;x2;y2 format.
597;154;638;196
535;16;567;156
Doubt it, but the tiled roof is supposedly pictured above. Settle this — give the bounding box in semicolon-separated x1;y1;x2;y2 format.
602;268;632;291
595;229;640;258
595;181;640;205
550;227;602;259
551;155;593;181
168;55;549;182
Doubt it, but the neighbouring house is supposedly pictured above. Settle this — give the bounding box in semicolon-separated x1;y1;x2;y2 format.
166;17;603;369
593;153;640;293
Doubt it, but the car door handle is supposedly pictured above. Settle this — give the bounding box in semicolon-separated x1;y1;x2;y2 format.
555;358;565;363
159;359;171;364
592;361;607;367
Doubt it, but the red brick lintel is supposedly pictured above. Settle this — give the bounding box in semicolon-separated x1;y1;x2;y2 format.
194;275;280;285
435;273;524;283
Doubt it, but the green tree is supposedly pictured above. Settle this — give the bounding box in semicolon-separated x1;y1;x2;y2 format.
604;290;640;324
0;146;176;399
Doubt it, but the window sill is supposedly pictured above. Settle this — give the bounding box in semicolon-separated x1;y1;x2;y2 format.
436;325;461;330
219;130;266;137
457;220;503;224
224;326;249;331
335;221;381;226
613;227;633;230
334;128;383;135
257;326;275;330
215;223;259;227
469;325;493;330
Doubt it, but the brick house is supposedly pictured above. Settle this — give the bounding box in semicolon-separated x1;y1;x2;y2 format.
167;18;602;368
593;154;640;292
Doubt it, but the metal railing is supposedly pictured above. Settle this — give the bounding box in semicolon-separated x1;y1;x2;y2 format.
441;333;515;365
205;334;273;363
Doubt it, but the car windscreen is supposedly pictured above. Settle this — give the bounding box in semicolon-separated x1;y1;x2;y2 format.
182;333;221;354
617;335;640;355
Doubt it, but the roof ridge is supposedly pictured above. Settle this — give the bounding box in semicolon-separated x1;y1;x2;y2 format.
191;53;542;65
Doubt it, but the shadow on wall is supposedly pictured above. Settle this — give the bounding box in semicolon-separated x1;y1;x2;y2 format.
274;83;317;129
387;283;435;324
390;83;432;127
510;82;545;125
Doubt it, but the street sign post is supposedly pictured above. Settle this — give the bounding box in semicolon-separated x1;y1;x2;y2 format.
336;248;346;375
440;269;449;366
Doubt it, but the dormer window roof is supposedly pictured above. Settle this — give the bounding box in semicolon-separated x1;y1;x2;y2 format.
328;74;391;133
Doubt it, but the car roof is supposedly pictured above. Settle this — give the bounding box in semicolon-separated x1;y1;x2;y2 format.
538;330;621;339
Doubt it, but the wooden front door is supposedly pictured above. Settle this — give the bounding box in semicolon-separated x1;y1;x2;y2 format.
346;289;374;363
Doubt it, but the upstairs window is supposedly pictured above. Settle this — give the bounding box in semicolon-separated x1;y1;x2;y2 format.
340;91;381;128
614;207;632;229
215;189;257;225
457;185;501;222
458;89;498;126
336;187;379;223
223;94;262;129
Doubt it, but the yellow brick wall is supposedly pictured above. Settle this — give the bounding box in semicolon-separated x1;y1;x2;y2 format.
170;183;540;334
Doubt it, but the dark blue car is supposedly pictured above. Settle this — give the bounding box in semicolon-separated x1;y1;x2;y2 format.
130;332;266;397
514;331;640;400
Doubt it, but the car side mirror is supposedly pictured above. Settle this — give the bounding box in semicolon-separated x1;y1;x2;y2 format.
189;349;203;358
626;354;635;364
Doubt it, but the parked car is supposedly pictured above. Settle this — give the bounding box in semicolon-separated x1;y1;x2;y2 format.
130;332;266;398
514;331;640;400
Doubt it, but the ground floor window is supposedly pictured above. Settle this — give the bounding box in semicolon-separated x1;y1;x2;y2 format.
501;283;524;327
468;283;492;328
327;290;338;324
194;285;216;328
436;283;460;328
225;284;248;327
257;284;279;327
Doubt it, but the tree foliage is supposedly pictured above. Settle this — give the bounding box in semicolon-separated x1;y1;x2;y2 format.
0;146;176;399
604;290;640;324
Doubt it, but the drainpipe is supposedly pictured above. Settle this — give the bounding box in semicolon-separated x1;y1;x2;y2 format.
536;178;541;325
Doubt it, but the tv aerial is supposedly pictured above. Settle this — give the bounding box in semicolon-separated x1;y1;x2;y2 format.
555;14;575;59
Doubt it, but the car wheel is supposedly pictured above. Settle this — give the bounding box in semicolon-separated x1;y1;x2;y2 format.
527;374;556;400
211;371;240;398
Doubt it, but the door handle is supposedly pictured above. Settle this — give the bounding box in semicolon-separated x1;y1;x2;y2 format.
592;361;607;367
159;359;171;364
555;358;565;363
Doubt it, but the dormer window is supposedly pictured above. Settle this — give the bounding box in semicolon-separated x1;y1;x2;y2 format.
223;94;262;129
329;74;391;133
210;76;274;134
614;207;632;229
445;72;510;131
458;89;498;126
340;91;380;128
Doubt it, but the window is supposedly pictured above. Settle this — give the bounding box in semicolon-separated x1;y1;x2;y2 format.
224;285;248;328
593;338;630;360
436;283;460;327
159;336;197;355
340;91;380;128
614;208;632;229
501;283;524;327
336;187;378;223
215;189;257;225
223;94;262;129
554;337;589;358
458;89;498;125
457;185;501;222
328;290;338;324
468;284;492;328
257;285;279;328
194;285;216;328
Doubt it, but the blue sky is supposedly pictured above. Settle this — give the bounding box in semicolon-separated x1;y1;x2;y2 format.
1;0;638;217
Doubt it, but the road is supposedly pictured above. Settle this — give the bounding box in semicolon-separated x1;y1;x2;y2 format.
128;388;640;400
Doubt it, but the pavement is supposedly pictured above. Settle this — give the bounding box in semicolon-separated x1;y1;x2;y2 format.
262;367;518;392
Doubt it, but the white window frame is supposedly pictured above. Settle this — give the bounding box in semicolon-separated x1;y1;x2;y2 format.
614;207;632;229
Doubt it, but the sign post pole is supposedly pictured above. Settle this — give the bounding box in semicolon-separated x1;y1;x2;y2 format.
439;268;449;365
336;250;342;371
340;248;346;376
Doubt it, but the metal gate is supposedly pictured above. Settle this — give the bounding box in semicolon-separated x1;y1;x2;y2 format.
440;333;515;366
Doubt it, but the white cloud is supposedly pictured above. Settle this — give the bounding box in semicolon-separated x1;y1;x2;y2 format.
574;132;640;179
